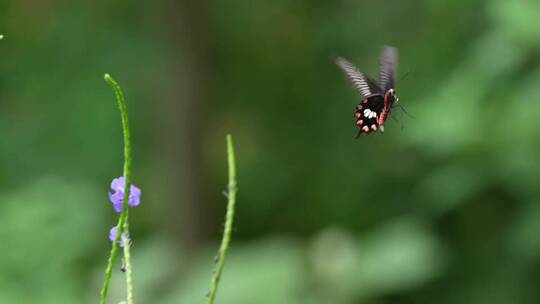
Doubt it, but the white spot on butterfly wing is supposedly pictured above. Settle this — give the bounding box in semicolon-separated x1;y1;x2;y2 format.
363;109;378;119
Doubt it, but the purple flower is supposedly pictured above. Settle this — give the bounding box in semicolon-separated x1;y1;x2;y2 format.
108;176;141;213
109;225;130;247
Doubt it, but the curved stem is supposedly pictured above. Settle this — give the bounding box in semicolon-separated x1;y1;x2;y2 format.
99;73;134;304
105;73;132;184
206;134;237;304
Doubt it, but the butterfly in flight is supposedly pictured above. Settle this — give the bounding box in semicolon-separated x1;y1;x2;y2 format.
336;46;399;137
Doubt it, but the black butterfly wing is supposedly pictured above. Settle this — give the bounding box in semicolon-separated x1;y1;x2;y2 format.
378;46;398;91
336;57;381;99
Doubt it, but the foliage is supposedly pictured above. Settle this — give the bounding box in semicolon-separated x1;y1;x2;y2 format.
0;0;540;303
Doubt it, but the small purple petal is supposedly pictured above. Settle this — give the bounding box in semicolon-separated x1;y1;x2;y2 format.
109;226;119;242
108;176;142;211
112;201;123;213
110;176;125;192
108;191;118;204
128;196;140;207
109;191;123;204
130;184;141;197
109;226;129;247
128;185;141;207
109;191;124;212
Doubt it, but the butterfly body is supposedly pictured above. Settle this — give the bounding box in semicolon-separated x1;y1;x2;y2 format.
336;46;399;137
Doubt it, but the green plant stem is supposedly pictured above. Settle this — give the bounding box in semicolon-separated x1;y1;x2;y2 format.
99;73;134;304
206;134;237;304
123;214;134;304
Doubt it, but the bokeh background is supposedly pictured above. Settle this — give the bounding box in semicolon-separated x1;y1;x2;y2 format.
1;0;540;303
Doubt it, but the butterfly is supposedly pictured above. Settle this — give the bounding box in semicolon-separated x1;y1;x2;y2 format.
336;46;399;137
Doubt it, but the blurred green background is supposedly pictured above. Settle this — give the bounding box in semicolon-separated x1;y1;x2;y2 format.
1;0;540;303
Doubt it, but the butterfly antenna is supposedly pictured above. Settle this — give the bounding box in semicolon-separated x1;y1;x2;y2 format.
389;112;404;130
399;108;405;130
396;104;415;119
389;112;399;123
399;69;411;82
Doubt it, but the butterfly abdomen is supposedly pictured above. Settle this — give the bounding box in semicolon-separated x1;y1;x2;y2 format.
377;108;390;126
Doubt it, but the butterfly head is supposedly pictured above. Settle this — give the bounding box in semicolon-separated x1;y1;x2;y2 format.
386;88;399;106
